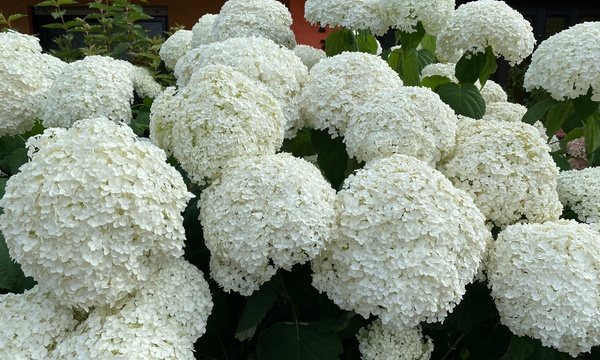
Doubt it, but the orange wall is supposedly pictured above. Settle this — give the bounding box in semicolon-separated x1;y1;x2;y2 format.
0;0;326;49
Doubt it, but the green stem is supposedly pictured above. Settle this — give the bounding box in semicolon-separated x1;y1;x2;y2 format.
441;333;465;360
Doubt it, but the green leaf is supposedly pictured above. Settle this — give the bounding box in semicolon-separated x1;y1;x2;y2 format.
572;87;599;120
397;21;425;51
583;110;600;162
545;102;574;139
35;1;57;7
281;129;314;158
551;153;570;171
402;48;420;86
7;14;26;23
42;22;68;29
256;323;343;360
8;148;28;174
0;225;36;293
420;75;452;92
51;9;66;19
417;49;437;70
355;29;378;55
437;83;486;119
324;28;354;57
500;335;534;360
521;98;557;124
235;275;281;341
111;42;130;57
455;46;497;85
562;127;584;144
387;48;403;74
421;33;437;54
311;129;349;190
56;0;78;5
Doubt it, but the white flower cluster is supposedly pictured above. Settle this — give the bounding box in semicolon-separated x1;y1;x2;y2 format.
420;62;457;82
487;220;600;356
480;80;508;104
344;86;458;166
0;286;78;360
292;44;326;70
437;0;535;65
557;167;600;223
190;13;218;47
174;36;308;138
439;119;563;227
482;102;528;122
42;56;161;128
358;319;434;360
50;257;213;359
379;0;455;35
524;21;600;101
312;154;491;328
300;51;403;137
304;0;388;35
150;65;285;185
200;153;336;295
0;31;66;136
211;0;296;48
159;29;192;70
0;118;192;309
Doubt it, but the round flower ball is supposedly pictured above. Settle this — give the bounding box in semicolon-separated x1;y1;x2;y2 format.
358;319;434;360
0;286;78;360
42;55;161;128
190;13;218;48
292;44;326;71
482;102;528;122
436;0;535;65
200;153;337;296
557;167;600;223
345;86;458;166
299;51;403;137
525;21;600;101
174;36;308;138
439;119;563;227
304;0;388;35
0;31;66;136
379;0;454;36
150;65;285;186
211;0;296;48
159;29;192;70
312;154;491;328
0;118;193;310
488;220;600;356
480;80;508;104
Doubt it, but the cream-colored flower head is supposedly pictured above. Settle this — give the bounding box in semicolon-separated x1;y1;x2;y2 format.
150;65;285;185
190;13;218;48
379;0;455;35
437;0;535;65
488;220;600;356
304;0;388;35
420;62;458;82
0;286;78;360
200;153;337;295
358;319;434;360
293;44;326;71
300;51;403;137
345;86;458;166
479;80;508;104
557;167;600;223
42;56;161;128
312;154;491;328
525;21;600;101
482;102;528;122
0;118;192;310
159;29;192;70
439;119;562;227
174;36;308;138
212;0;296;48
0;31;66;136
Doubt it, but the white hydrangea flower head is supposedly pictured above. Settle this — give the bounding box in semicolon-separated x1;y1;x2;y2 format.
480;80;508;104
212;0;296;48
159;29;192;70
436;0;535;65
420;62;458;82
525;22;600;101
358;319;434;360
482;101;528;122
557;167;600;223
190;13;218;48
293;44;326;71
344;86;458;165
0;286;78;360
488;220;600;356
174;36;308;138
0;31;66;136
379;0;455;35
200;153;337;295
42;55;160;128
532;120;561;152
299;51;403;137
150;65;285;186
438;119;563;227
0;118;193;310
312;154;491;328
132;66;162;98
304;0;388;35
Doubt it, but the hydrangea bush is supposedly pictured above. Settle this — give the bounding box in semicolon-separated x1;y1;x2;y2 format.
1;0;600;359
